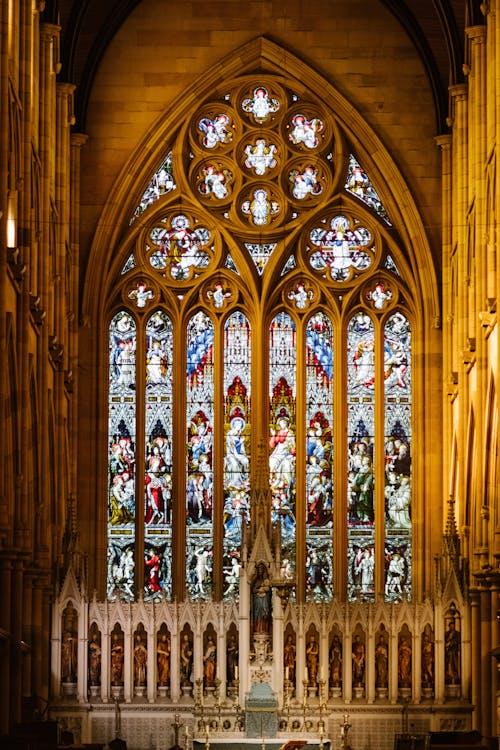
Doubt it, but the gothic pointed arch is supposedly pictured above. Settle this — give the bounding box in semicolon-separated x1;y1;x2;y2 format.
83;36;439;326
83;36;440;605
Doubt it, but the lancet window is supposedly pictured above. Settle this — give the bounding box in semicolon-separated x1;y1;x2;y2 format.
106;75;413;605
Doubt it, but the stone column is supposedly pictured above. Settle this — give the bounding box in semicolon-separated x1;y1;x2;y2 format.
413;629;422;705
124;628;133;703
77;601;89;703
366;618;375;705
297;607;307;704
389;625;398;704
272;591;284;702
0;560;13;734
434;601;445;704
170;622;180;703
239;567;250;703
147;628;155;704
101;628;110;704
217;609;226;698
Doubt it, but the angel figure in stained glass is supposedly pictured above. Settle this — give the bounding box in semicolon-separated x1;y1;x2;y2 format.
200;164;231;199
366;281;392;310
347;163;370;198
242;188;279;226
198;114;232;148
242;87;280;122
289;115;323;148
154;215;211;280
115;340;135;387
207;281;231;309
128;281;154;308
288;282;313;310
290;166;322;200
244;139;277;175
146;340;168;385
224;416;249;485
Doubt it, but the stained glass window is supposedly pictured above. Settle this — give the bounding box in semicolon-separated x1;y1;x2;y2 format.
144;311;173;600
347;312;375;602
305;312;334;601
223;311;251;599
269;313;297;576
186;312;214;600
384;312;412;602
107;311;137;601
107;73;414;606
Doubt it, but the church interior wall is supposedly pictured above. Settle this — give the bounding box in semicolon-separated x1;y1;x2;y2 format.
1;1;500;749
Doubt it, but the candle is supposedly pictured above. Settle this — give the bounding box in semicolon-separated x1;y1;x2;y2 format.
235;665;239;680
304;666;308;681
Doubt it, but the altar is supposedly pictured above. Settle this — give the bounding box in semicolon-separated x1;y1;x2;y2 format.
245;682;278;738
193;739;331;750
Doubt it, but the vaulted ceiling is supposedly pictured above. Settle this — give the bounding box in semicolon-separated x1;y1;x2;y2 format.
46;0;475;133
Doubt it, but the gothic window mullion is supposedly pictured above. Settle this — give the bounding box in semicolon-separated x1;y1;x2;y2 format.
373;316;386;600
211;317;225;601
294;318;307;604
135;317;146;596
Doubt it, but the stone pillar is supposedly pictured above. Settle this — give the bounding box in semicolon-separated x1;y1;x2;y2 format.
0;560;13;734
147;628;155;704
217;609;226;698
389;625;398;704
55;82;75;351
101;628;110;704
366;618;375;705
239;567;250;704
297;608;307;703
413;629;422;705
77;600;89;703
272;591;284;702
480;584;493;736
31;585;43;701
435;134;453;505
10;562;25;724
124;628;132;703
343;623;352;704
434;601;445;704
51;604;62;699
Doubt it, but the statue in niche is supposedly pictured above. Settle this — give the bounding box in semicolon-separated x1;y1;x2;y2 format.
61;604;78;684
329;635;342;688
180;632;194;686
157;632;171;687
134;634;147;686
226;634;239;685
375;633;389;688
203;635;217;687
61;628;77;683
421;631;434;689
88;631;102;686
444;618;461;685
352;634;365;686
110;632;124;685
306;633;319;685
251;562;272;636
398;635;412;688
284;634;296;683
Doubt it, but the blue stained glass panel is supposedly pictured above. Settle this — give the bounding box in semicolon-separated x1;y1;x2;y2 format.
347;312;375;601
144;311;174;601
186;312;215;600
305;312;334;601
269;312;297;574
223;311;251;600
107;311;137;601
384;312;412;602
